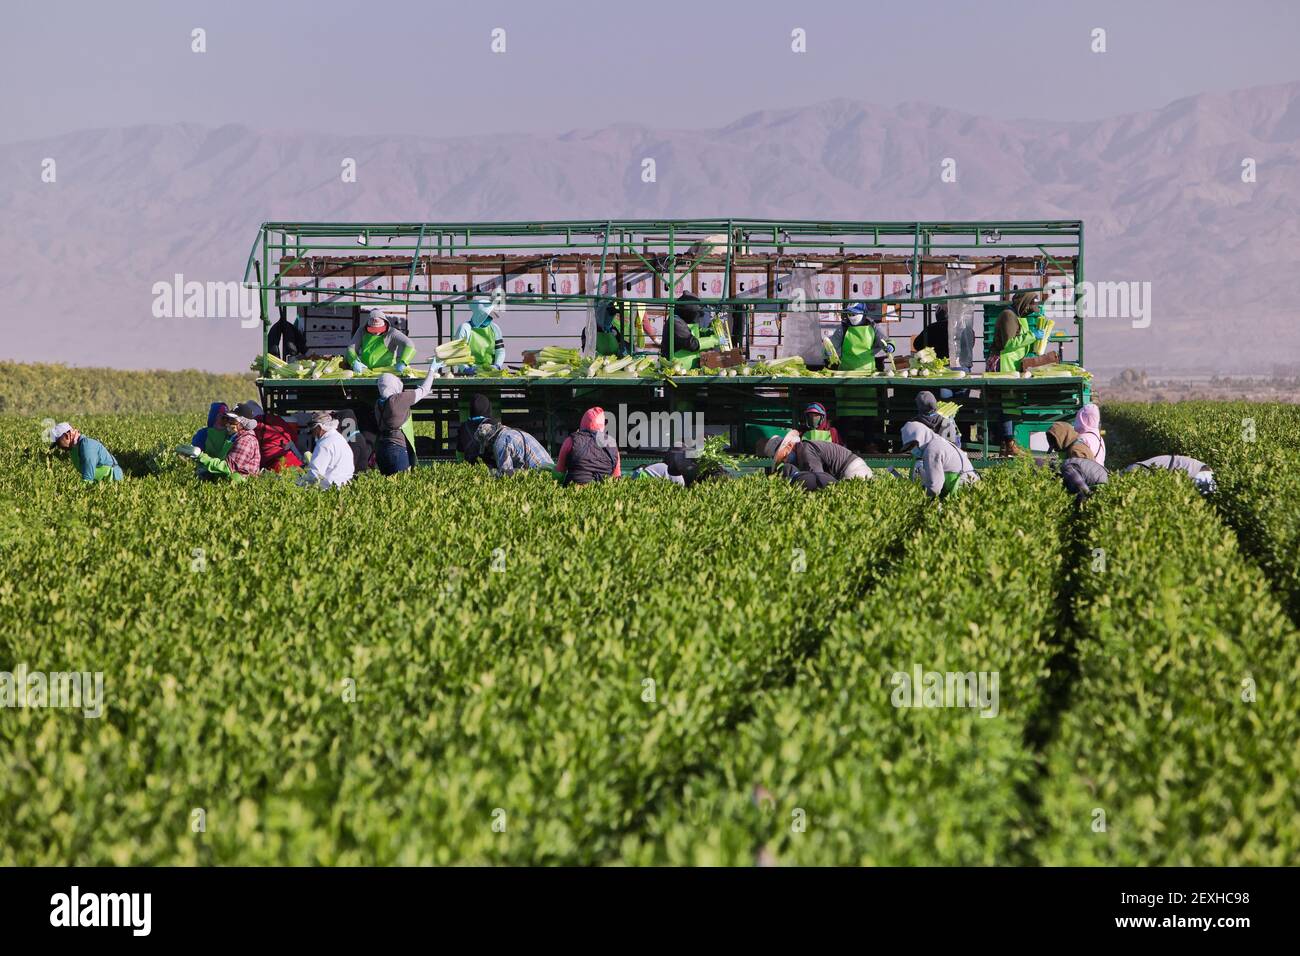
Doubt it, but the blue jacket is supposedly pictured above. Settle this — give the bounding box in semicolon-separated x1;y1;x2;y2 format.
71;436;123;482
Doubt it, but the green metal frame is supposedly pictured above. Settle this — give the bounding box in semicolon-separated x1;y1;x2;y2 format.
247;218;1088;461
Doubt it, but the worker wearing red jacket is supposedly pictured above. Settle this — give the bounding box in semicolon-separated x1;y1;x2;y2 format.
234;401;302;472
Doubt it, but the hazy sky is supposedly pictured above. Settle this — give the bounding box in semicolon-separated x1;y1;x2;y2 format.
4;0;1299;143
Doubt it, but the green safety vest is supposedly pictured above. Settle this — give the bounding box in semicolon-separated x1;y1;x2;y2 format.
841;323;876;371
999;317;1034;372
466;325;497;367
803;428;833;443
70;445;115;482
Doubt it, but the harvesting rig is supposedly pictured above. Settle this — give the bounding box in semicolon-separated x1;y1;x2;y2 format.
247;218;1090;465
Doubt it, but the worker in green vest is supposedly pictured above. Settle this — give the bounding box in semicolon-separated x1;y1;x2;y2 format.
989;291;1045;456
829;302;895;371
347;308;418;375
990;291;1046;373
659;293;719;370
49;422;123;483
800;402;842;444
593;298;649;357
453;296;506;374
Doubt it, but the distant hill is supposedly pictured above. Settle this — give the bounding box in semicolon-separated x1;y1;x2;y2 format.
2;82;1299;373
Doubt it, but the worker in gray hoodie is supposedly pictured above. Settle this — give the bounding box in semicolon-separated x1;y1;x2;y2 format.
899;421;978;498
1123;455;1216;494
1060;458;1109;500
913;390;961;447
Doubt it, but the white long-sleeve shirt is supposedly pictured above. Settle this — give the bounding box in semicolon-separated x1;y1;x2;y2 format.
306;429;355;488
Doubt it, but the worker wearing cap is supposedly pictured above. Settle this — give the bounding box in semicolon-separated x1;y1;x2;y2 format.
299;412;355;489
347;308;418;376
49;423;123;483
899;421;978;498
453;296;506;374
828;302;894;372
175;412;261;480
1123;455;1217;494
799;402;841;444
765;429;872;490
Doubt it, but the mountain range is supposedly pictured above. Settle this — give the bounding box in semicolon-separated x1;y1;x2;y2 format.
3;81;1299;373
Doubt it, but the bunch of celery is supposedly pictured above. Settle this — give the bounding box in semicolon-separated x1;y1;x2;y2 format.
435;339;474;366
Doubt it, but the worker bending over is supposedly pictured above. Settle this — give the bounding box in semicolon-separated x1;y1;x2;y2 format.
1060;458;1109;500
913;391;960;447
1123;455;1216;494
1045;422;1096;461
49;422;122;483
765;429;872;490
899;421;978;498
454;296;506;374
191;402;232;481
348;308;418;375
556;407;621;484
462;416;554;477
299;411;355;489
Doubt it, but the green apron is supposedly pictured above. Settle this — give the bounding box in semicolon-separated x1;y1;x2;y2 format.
203;429;232;459
803;428;832;443
998;317;1033;372
70;445;115;482
841;323;876;371
466;325;497;367
671;322;715;370
941;470;962;497
358;332;398;369
595;326;622;356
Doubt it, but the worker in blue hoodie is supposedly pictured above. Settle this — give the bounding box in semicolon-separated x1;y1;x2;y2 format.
453;296;506;374
49;422;123;483
190;402;233;480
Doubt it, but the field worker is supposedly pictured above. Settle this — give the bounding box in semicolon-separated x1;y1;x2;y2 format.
1045;422;1096;461
1060;458;1108;501
456;393;495;460
913;391;961;447
659;293;719;370
1123;455;1217;494
338;415;374;474
176;412;261;481
299;412;355;489
464;419;554;477
267;307;305;361
911;306;950;361
347;308;418;375
590;298;652;357
453;296;506;374
800;402;842;444
765;428;872;490
374;365;440;475
828;302;894;371
988;291;1044;457
556;407;621;484
1073;403;1106;465
190;402;232;480
49;423;123;483
899;421;978;498
233;400;302;473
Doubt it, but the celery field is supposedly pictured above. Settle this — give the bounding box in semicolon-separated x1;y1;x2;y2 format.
1;403;1298;865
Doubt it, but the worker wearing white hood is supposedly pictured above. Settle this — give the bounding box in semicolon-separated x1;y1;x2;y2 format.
900;421;978;498
453;296;506;374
